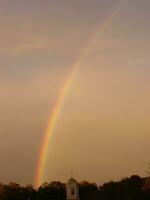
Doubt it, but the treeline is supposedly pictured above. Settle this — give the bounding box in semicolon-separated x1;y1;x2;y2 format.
0;175;150;200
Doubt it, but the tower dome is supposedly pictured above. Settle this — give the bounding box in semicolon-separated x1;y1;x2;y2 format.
68;178;77;184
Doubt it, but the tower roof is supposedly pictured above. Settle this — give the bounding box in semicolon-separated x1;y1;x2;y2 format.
67;177;77;184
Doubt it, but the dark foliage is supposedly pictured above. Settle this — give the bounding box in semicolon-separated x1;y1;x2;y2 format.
0;175;150;200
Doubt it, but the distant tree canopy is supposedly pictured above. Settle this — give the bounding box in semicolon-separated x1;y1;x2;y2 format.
0;175;150;200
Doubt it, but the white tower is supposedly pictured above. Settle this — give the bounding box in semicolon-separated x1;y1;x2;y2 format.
66;177;80;200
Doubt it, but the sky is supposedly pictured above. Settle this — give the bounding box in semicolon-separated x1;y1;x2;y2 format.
0;0;150;186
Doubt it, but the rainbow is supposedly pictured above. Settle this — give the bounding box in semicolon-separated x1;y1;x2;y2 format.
35;0;127;188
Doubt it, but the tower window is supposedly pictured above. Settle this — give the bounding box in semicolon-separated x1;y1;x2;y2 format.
71;187;75;195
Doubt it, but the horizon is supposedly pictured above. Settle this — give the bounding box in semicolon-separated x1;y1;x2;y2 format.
0;173;148;188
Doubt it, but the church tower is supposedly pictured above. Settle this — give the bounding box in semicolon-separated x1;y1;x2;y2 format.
66;177;80;200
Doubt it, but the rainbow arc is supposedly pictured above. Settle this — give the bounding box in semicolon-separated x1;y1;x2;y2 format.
35;0;128;188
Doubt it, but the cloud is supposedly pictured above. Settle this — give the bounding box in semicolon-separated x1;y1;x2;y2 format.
0;39;49;55
126;57;150;66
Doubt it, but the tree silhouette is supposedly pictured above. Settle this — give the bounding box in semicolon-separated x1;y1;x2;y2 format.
0;175;150;199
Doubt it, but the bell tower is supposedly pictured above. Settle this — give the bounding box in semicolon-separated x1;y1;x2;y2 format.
66;177;80;200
